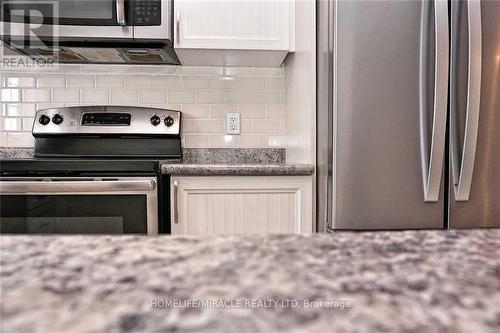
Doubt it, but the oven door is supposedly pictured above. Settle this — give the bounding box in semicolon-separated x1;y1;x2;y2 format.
1;0;133;39
0;177;158;235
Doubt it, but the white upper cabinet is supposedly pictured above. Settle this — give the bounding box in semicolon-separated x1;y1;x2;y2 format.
173;0;294;67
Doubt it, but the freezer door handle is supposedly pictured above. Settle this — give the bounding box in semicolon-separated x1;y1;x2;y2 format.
451;0;482;202
419;0;449;202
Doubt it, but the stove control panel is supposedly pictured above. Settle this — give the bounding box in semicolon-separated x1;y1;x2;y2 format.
33;106;181;136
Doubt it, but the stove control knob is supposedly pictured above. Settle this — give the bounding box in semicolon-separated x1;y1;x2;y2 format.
52;114;64;125
164;116;174;127
150;115;161;126
39;114;50;125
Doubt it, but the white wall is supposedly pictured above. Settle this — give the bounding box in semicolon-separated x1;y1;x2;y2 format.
284;0;316;164
0;64;285;148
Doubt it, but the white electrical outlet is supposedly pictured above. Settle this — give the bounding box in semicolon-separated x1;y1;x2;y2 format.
226;112;240;135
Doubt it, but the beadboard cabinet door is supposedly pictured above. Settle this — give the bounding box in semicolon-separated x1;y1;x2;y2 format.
170;176;312;235
173;0;294;66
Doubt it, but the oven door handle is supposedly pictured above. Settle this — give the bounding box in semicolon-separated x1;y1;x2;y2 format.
0;179;156;194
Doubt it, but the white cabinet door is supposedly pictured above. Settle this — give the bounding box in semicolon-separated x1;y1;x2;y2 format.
170;176;312;235
174;0;291;50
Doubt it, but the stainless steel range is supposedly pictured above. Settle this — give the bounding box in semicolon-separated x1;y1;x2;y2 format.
0;106;182;235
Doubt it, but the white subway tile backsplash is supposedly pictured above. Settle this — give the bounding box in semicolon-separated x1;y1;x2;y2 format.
53;65;81;73
182;76;209;89
194;67;224;75
5;75;36;88
238;104;266;119
152;76;181;89
0;133;7;147
139;90;166;104
266;77;285;90
241;119;252;133
66;75;95;88
182;119;196;133
238;134;268;147
252;91;280;104
266;104;286;119
195;119;225;133
2;64;285;149
6;132;34;147
168;90;195;104
252;67;283;77
53;89;80;103
208;77;238;89
22;89;50;102
224;90;252;104
196;90;223;104
238;77;266;90
184;134;211;148
267;136;284;147
2;103;35;117
81;65;110;73
2;117;22;131
152;104;182;110
252;119;280;135
209;134;238;147
224;67;253;76
96;75;123;88
22;118;34;131
110;65;138;74
110;90;138;104
1;89;21;102
37;103;64;110
125;76;151;89
209;104;236;119
37;75;65;88
82;89;109;103
182;104;210;119
137;65;178;75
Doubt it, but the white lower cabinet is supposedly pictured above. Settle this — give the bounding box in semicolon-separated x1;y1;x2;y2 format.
170;176;313;235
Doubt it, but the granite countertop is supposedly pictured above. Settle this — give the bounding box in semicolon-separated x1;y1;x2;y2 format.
162;148;314;176
1;229;499;333
160;162;314;176
0;148;314;176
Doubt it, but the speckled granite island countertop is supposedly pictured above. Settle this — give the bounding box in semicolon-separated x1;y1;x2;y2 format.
1;229;499;333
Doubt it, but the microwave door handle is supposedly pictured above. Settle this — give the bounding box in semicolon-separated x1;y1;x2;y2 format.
451;0;482;201
0;179;156;194
419;0;449;202
116;0;126;26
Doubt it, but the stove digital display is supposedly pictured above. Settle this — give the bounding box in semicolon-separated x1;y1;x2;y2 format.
82;113;131;126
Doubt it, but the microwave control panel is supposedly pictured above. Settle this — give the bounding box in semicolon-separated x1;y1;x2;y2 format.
134;0;161;26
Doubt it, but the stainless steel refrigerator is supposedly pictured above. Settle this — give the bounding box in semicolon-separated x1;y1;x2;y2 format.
317;0;500;230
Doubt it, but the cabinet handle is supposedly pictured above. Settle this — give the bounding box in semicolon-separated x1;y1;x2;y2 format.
173;180;179;224
176;8;180;44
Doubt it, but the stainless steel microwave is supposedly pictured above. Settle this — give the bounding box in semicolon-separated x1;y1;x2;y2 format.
0;0;179;64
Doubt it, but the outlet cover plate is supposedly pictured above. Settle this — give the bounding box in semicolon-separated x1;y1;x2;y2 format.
226;112;240;135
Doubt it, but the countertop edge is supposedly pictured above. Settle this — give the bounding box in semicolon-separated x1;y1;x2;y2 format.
160;163;315;176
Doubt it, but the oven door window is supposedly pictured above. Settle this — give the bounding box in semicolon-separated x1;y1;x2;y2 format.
0;195;147;234
3;0;123;26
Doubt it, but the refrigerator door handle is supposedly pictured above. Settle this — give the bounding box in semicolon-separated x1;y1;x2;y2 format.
451;0;482;202
419;0;449;202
